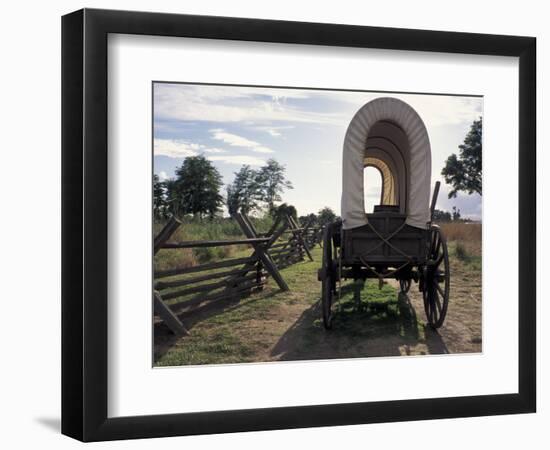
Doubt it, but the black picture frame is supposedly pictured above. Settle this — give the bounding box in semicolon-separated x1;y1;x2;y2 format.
62;8;536;442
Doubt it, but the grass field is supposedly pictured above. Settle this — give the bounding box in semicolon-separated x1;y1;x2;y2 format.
154;216;274;271
154;221;482;366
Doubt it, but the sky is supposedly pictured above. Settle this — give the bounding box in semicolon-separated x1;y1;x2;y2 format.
153;82;483;220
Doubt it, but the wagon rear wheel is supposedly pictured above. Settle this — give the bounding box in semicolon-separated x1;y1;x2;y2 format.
399;279;411;294
422;226;450;329
320;225;335;330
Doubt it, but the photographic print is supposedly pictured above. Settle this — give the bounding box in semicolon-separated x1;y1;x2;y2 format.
152;83;482;367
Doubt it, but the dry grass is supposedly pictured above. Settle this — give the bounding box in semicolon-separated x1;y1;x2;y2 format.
440;222;481;242
440;222;481;257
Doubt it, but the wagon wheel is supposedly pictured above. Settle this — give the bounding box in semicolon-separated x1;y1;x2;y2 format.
422;225;450;329
399;278;411;294
320;225;335;330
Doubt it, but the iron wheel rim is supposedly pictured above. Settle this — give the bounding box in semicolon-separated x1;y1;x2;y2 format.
423;226;450;328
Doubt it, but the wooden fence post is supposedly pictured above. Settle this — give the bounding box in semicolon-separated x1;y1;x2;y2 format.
153;291;189;336
287;215;313;261
234;213;289;291
153;213;295;335
154;216;182;254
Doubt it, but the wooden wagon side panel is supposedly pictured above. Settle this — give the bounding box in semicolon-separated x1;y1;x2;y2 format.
342;214;428;265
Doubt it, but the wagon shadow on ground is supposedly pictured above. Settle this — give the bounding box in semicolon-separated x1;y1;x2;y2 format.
271;287;449;361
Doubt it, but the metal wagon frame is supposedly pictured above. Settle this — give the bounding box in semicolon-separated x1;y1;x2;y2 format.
319;97;450;330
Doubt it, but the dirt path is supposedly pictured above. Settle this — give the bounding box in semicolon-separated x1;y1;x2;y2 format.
154;246;481;366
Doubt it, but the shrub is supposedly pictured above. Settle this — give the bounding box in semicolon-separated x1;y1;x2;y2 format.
455;241;468;261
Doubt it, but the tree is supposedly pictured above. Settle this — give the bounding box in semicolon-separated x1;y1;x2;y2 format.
163;178;180;216
317;207;336;226
153;174;167;219
257;159;293;214
172;155;224;219
432;209;452;222
274;203;297;221
226;165;262;216
452;206;462;221
299;213;318;227
442;118;482;198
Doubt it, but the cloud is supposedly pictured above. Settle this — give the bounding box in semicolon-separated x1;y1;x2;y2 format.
398;95;483;127
210;129;274;153
154;139;232;158
436;184;482;220
327;91;482;128
154;139;200;158
207;155;266;166
154;83;347;126
158;171;168;181
203;148;227;154
154;82;482;133
254;125;294;137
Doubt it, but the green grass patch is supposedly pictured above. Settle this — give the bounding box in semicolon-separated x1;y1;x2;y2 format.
156;326;257;366
154;216;275;270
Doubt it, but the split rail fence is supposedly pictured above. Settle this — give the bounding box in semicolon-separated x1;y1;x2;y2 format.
153;213;321;335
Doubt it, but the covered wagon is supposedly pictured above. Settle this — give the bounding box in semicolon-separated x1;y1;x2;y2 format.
319;97;450;329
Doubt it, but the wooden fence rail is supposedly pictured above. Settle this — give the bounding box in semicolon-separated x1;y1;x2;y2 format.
303;225;324;249
153;214;323;335
154;215;288;335
265;215;315;269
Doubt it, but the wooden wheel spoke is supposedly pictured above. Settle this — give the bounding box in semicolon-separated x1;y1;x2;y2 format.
435;235;442;257
434;289;442;314
430;293;437;321
430;232;438;255
436;283;445;299
321;225;334;330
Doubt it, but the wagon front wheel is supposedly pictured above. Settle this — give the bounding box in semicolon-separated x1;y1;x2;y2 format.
422;226;450;329
320;225;335;330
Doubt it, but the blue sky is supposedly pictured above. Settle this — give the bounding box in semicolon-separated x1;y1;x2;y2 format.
154;83;483;220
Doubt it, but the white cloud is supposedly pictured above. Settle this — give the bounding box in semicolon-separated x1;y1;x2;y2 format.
203;148;227;154
397;95;482;127
154;139;232;158
325;91;482;128
210;129;274;153
154;83;347;126
254;125;294;137
207;155;266;166
154;82;482;132
154;139;200;158
266;129;281;137
158;171;168;181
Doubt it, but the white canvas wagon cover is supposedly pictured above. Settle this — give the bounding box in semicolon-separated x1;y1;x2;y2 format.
341;97;432;230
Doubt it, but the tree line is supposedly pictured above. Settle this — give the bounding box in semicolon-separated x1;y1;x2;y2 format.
154;156;295;220
432;206;469;223
153;154;339;228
